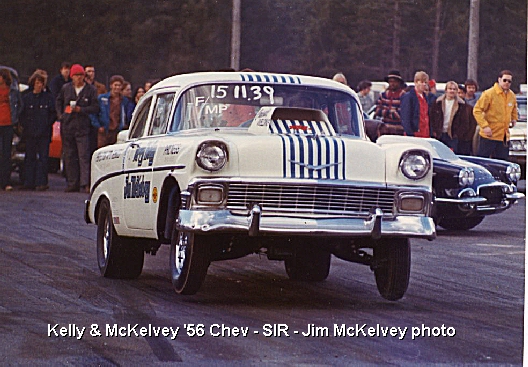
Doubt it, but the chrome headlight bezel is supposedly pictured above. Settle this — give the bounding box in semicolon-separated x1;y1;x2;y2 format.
196;141;228;172
506;164;522;183
399;150;431;180
458;168;475;186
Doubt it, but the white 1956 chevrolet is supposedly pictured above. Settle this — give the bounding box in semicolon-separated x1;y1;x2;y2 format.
85;71;435;301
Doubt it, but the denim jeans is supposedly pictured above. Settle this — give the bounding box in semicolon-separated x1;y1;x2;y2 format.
477;136;509;160
24;135;50;187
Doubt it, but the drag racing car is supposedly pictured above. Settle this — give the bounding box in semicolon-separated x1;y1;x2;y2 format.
85;71;436;301
376;135;524;230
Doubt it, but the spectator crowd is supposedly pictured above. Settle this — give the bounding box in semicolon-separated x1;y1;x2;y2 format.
0;63;520;192
335;68;518;160
0;62;156;192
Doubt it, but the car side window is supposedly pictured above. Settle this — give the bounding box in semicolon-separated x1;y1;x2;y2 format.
333;100;357;135
148;93;175;136
129;96;153;139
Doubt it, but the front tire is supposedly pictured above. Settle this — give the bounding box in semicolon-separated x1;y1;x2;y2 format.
170;231;210;295
374;238;411;301
96;198;144;279
439;216;484;230
285;242;331;281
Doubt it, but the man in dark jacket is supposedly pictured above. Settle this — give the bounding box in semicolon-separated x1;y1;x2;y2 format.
20;70;56;190
56;64;99;193
49;62;71;102
429;81;476;153
401;71;430;137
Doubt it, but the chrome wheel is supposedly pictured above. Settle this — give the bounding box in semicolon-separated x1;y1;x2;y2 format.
96;198;144;279
173;232;188;278
102;216;111;261
170;230;211;295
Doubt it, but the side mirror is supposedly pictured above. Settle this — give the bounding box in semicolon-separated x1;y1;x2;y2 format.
117;130;129;143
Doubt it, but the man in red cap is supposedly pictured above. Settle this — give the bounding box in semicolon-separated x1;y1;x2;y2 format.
56;64;99;193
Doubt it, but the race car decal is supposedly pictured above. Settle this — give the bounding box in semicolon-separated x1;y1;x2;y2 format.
271;120;345;179
163;144;181;155
124;175;151;203
94;149;123;162
133;147;156;167
240;73;301;84
152;187;158;203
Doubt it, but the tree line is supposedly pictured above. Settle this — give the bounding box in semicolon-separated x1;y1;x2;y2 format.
1;0;525;92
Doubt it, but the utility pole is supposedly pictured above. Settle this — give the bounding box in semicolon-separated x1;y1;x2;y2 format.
230;0;241;71
467;0;480;81
391;0;401;70
431;0;442;79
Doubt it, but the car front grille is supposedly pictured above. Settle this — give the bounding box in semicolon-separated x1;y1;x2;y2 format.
479;186;504;205
226;183;396;217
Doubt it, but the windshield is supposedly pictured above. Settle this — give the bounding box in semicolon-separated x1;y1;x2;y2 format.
169;83;362;136
428;139;459;160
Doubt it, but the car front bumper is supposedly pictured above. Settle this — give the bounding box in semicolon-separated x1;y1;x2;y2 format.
435;184;524;216
176;205;436;240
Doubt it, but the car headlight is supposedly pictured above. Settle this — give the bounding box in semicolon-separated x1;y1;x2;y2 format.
196;141;228;171
458;168;475;186
399;150;431;180
506;164;522;183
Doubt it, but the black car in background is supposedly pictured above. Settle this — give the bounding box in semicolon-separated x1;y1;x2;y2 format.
370;131;524;230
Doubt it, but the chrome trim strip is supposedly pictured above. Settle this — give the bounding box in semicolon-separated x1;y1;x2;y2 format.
435;197;487;204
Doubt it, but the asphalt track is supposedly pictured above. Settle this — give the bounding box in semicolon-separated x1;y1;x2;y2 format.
0;173;525;366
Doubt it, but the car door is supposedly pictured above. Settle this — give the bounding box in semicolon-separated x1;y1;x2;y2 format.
122;96;156;230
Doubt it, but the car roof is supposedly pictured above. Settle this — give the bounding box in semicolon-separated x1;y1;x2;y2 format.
148;71;358;98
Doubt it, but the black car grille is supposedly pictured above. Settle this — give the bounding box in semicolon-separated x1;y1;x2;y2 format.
226;183;396;217
479;186;504;205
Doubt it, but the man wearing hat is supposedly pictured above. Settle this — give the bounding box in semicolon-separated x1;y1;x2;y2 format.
56;64;99;193
374;70;406;135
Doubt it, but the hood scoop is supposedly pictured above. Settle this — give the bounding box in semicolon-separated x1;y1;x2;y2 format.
248;107;337;137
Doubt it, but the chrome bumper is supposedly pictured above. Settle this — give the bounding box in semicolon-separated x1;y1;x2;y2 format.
435;197;487;204
176;206;436;240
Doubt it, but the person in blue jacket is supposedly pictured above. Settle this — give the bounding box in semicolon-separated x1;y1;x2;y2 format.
19;70;56;190
400;71;431;138
94;75;134;148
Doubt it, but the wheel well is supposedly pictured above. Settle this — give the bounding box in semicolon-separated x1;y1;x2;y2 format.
156;177;181;243
93;195;110;225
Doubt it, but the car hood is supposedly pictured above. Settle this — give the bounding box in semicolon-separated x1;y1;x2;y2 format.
185;129;389;183
433;157;496;187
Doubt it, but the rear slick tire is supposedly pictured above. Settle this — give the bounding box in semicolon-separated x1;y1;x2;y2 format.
285;243;331;281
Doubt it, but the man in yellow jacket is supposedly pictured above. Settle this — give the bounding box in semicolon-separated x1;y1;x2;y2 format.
473;70;518;160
